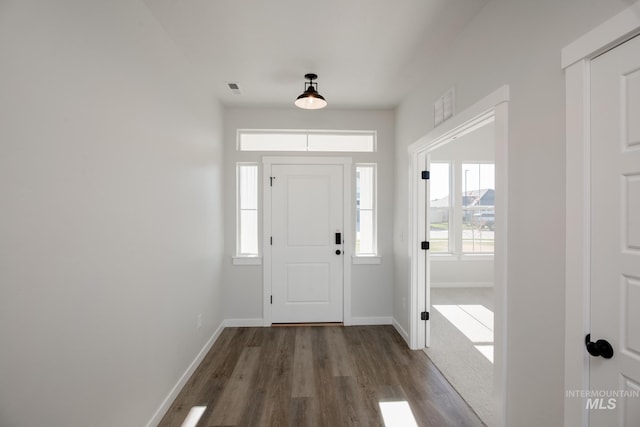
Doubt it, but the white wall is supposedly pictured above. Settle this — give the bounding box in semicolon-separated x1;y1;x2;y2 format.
223;108;395;323
392;0;632;425
0;1;225;426
430;122;494;287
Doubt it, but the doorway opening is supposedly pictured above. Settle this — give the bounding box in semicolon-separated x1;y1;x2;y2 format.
408;86;509;427
425;120;496;424
262;157;353;326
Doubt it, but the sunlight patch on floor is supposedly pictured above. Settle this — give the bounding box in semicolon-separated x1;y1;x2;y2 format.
180;406;206;427
379;401;419;427
433;304;494;363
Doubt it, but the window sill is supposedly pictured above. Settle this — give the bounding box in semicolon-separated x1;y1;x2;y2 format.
352;256;382;265
431;253;494;261
232;256;262;265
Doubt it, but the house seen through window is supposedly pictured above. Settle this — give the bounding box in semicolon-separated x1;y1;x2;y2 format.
429;162;495;255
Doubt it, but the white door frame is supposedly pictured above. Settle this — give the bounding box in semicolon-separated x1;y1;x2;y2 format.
563;3;640;426
262;156;352;326
407;85;509;427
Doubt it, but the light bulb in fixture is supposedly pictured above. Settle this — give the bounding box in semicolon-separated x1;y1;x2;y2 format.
295;73;327;110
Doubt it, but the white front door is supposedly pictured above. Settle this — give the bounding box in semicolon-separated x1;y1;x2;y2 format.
270;164;344;323
590;34;640;425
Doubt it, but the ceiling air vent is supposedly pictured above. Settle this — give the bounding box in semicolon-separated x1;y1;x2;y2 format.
226;82;241;95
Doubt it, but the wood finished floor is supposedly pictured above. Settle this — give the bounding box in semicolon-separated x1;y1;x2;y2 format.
158;325;484;427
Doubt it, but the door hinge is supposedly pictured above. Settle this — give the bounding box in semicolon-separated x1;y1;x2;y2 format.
270;176;275;186
421;171;430;180
270;236;273;245
421;311;429;321
421;241;430;250
270;295;273;304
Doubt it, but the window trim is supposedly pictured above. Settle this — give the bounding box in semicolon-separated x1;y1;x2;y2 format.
237;129;377;152
232;256;262;265
460;161;495;255
236;162;259;257
355;163;378;256
428;160;495;258
428;161;453;255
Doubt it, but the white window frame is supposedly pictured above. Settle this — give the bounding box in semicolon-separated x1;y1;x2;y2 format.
355;163;378;258
460;161;495;256
428;161;453;255
237;129;377;152
234;162;261;265
428;160;495;259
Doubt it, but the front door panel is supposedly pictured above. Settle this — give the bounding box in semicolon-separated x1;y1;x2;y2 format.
271;164;343;323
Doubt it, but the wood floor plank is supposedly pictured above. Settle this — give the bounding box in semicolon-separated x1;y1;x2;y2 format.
254;328;295;427
157;328;239;427
310;328;340;427
158;325;485;427
335;375;382;427
289;397;314;427
205;346;261;426
325;326;356;377
291;327;314;398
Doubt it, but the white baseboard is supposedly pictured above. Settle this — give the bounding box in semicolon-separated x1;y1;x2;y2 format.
392;318;410;345
350;316;393;325
224;318;264;327
224;318;393;327
431;282;494;288
146;320;225;427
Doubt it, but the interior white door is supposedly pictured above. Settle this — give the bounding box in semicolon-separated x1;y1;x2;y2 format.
270;164;344;323
590;34;640;426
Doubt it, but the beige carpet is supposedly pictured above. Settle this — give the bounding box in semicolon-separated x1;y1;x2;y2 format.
425;287;495;426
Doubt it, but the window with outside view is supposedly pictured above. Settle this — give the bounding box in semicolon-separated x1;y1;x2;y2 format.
461;163;494;254
356;164;376;255
429;163;451;253
429;162;495;255
237;163;258;256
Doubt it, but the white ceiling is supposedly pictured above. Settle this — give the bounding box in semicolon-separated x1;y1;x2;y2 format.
143;0;489;109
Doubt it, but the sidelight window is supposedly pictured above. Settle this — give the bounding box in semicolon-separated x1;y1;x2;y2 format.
237;163;259;256
356;164;377;255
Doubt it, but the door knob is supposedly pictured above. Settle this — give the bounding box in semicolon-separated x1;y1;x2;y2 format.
335;250;341;255
585;334;614;359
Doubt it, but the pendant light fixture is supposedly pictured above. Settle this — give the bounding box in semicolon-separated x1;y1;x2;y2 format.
295;73;327;110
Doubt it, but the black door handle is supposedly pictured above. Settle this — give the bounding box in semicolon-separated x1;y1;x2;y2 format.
336;250;341;255
335;232;342;245
585;334;614;359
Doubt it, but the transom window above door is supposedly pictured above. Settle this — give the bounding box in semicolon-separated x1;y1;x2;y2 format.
237;129;376;152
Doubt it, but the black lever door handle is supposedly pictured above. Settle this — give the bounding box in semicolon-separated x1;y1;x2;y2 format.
585;334;614;359
335;232;342;245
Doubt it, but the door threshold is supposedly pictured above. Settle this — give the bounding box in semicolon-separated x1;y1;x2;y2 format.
271;322;344;327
